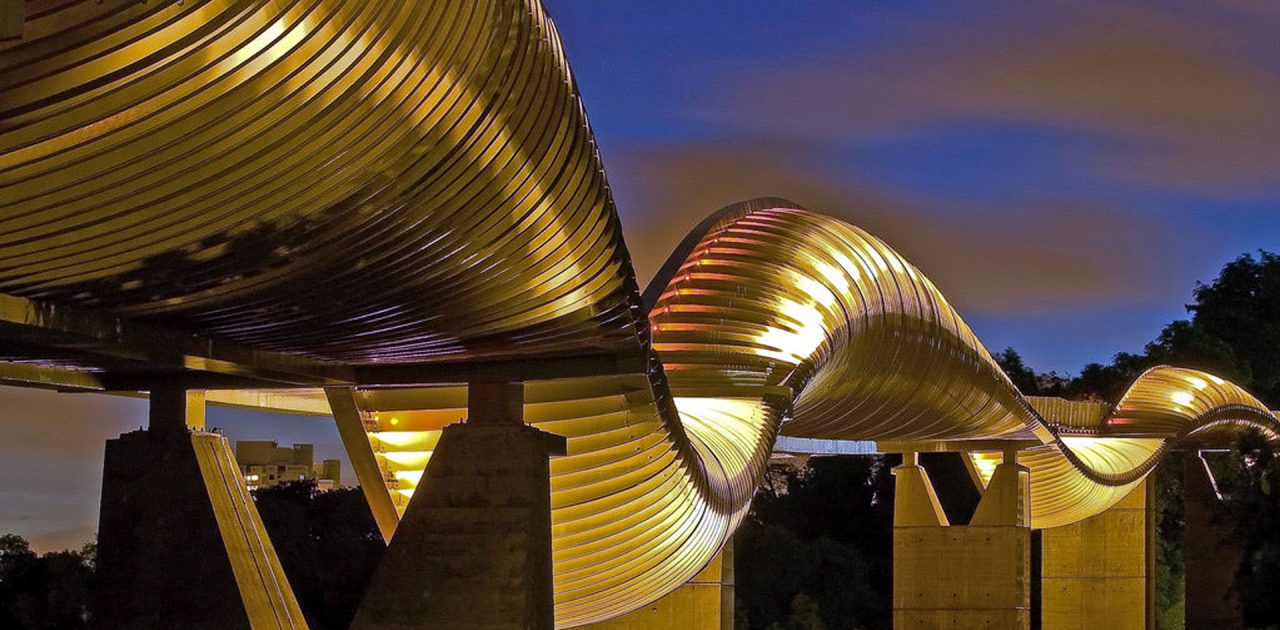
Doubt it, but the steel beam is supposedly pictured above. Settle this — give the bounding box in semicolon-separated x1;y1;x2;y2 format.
0;291;348;387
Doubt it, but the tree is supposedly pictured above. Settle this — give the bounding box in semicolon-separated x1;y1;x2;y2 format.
737;457;893;630
1213;432;1280;628
995;348;1040;395
782;593;825;630
996;250;1280;629
994;348;1069;397
1184;252;1280;405
252;481;385;629
1064;251;1280;407
0;533;95;629
1152;453;1186;630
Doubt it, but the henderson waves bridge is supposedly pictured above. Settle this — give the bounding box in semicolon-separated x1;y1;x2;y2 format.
0;2;1275;629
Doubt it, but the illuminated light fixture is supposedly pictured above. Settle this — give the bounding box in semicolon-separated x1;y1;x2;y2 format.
368;431;435;449
753;298;827;364
381;451;433;468
393;470;424;487
789;271;838;308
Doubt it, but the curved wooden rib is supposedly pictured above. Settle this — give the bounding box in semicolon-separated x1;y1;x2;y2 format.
0;0;644;364
5;2;1279;626
352;200;1280;625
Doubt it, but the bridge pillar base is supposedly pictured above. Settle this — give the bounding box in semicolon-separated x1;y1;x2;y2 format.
352;382;566;629
583;542;734;630
893;453;1031;630
94;427;305;629
1041;480;1154;630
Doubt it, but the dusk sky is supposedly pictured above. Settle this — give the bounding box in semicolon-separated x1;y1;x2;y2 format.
3;0;1279;551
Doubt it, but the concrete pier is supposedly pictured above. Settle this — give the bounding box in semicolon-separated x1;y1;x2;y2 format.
1040;480;1153;630
94;389;304;628
352;382;565;629
893;452;1031;629
584;544;734;630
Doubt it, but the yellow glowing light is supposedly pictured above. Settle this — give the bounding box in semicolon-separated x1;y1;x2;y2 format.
1060;437;1164;473
790;271;838;308
368;431;434;449
1187;376;1208;390
1171;391;1195;407
393;470;423;486
753;297;827;364
971;454;1000;486
813;260;850;295
381;451;432;468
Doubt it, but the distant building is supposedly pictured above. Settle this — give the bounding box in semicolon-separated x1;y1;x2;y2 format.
234;440;341;491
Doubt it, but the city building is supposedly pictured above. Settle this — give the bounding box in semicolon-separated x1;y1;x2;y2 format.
234;440;341;491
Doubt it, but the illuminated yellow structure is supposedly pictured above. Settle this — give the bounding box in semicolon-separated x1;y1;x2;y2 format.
318;201;1279;626
2;1;1278;628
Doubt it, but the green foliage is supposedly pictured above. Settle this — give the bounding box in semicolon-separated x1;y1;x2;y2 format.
766;593;826;630
1154;453;1186;630
1212;432;1280;628
0;483;383;630
251;481;385;630
994;348;1070;397
738;455;975;630
0;533;96;629
995;347;1041;394
1063;251;1280;408
999;250;1280;629
736;457;893;630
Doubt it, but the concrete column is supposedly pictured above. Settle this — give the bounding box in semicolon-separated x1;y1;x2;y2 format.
352;381;566;629
149;386;206;432
1040;480;1154;630
584;541;734;630
1185;454;1243;629
894;451;1031;630
95;392;304;628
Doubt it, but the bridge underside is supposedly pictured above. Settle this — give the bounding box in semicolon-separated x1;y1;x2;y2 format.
2;1;1277;628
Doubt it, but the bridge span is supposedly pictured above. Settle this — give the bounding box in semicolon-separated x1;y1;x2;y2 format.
1;2;1274;629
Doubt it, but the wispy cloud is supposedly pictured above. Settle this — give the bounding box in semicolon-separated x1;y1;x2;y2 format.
703;1;1280;194
611;140;1184;316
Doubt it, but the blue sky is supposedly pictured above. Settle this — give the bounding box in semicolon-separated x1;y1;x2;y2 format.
545;0;1280;372
3;1;1279;551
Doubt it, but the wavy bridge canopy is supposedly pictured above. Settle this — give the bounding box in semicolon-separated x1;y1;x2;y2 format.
347;199;1280;626
0;0;644;365
3;2;1279;628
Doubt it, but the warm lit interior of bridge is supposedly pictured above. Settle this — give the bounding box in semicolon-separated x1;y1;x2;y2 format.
2;2;1278;628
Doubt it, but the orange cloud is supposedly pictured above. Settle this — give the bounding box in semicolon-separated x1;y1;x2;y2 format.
608;141;1187;316
700;1;1280;194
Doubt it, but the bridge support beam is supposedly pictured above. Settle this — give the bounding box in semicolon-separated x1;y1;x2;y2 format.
583;542;734;630
1185;454;1243;629
893;451;1031;629
352;381;566;629
1040;480;1154;630
94;388;305;628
